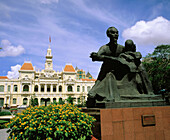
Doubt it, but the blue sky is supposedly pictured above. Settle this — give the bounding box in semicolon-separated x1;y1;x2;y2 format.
0;0;170;79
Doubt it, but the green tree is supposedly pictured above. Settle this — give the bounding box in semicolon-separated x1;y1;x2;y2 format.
30;94;39;106
152;45;170;59
66;96;74;104
142;45;170;93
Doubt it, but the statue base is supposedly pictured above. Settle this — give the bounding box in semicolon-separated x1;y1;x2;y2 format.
87;94;167;108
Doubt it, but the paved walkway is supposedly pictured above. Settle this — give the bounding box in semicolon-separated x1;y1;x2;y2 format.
0;128;9;140
0;115;14;119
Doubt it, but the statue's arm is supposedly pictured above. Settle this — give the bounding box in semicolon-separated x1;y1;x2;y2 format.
90;46;107;61
90;52;118;62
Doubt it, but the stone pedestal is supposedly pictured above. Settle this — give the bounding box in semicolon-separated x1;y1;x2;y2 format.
100;106;170;140
94;94;167;108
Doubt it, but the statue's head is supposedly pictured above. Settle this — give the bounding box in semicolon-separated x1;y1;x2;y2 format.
125;39;136;52
106;27;119;40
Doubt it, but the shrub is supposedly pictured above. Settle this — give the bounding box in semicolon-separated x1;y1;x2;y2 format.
6;104;96;140
0;111;11;116
9;108;18;111
0;120;9;129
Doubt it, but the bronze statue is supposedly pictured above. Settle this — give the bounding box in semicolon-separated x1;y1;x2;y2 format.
87;27;155;108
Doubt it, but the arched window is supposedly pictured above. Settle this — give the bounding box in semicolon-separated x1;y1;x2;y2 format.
87;86;91;92
0;85;4;92
53;98;56;103
59;98;62;102
13;98;17;104
68;85;72;92
23;98;28;105
59;85;62;92
8;85;10;92
82;86;85;92
0;98;4;106
14;85;18;92
23;85;29;92
34;85;38;92
41;85;44;92
41;98;45;105
77;98;80;104
77;86;80;92
53;85;56;92
47;98;50;106
47;85;50;92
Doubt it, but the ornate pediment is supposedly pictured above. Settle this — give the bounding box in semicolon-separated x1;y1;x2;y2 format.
64;77;75;85
21;75;31;81
44;72;54;78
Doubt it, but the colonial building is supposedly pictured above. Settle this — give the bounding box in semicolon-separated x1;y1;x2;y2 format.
0;42;96;107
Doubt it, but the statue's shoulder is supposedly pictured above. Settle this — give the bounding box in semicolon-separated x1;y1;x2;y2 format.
118;44;124;49
99;44;109;51
117;44;125;53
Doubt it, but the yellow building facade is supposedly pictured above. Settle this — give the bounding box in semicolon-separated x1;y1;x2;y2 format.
0;44;96;107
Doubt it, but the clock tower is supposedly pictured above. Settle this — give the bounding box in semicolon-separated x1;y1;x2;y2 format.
44;36;54;77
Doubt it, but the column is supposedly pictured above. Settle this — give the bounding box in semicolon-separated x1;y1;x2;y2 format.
17;97;20;105
38;84;41;93
5;83;7;92
38;98;41;106
30;84;32;93
80;84;82;92
20;84;22;92
51;84;53;93
28;97;30;106
72;85;75;92
45;84;47;93
8;96;11;105
65;85;67;92
85;84;87;92
5;97;7;104
11;83;13;93
75;97;77;104
56;85;58;92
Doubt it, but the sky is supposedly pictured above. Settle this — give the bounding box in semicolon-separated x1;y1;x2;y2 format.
0;0;170;79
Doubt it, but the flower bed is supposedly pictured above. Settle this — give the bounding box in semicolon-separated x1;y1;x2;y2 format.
6;104;96;140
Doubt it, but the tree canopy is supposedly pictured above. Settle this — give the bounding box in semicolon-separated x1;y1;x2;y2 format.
142;45;170;93
152;45;170;59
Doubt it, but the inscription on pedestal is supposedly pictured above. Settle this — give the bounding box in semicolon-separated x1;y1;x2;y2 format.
141;115;156;126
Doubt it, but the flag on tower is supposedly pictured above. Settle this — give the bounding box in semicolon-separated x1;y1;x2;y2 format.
49;36;51;43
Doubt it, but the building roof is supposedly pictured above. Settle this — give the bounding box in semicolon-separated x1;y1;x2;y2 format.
86;72;92;77
81;79;96;81
20;62;34;70
64;64;75;72
75;66;79;71
0;76;8;79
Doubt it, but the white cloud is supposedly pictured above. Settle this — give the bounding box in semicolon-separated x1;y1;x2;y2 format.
7;64;21;79
122;16;170;46
69;0;126;27
0;40;25;57
39;0;59;4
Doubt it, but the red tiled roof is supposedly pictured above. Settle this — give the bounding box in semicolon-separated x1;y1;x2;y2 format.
64;64;75;72
0;76;8;79
81;79;96;81
20;62;34;70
